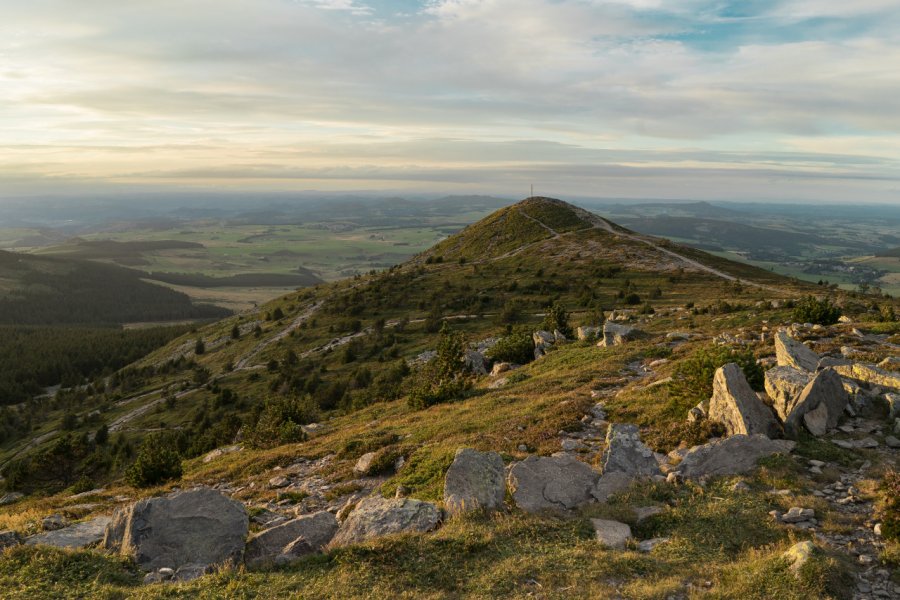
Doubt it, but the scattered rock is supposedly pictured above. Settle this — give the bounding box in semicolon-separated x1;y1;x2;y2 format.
638;537;670;552
708;363;780;438
600;424;660;477
775;330;819;372
885;435;900;449
202;445;241;463
677;435;796;479
353;452;377;475
26;516;111;549
103;487;248;573
245;511;338;568
508;455;599;513
443;448;506;516
591;519;632;549
329;497;442;547
490;362;515;376
0;492;24;506
42;514;66;531
779;507;815;524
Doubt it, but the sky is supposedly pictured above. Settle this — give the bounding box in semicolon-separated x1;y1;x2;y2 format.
1;0;899;203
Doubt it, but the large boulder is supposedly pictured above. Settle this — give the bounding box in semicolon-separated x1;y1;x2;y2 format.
600;424;660;477
765;366;814;422
597;322;637;348
329;497;442;547
508;455;599;513
443;448;506;516
775;331;819;372
26;516;111;549
103;487;248;574
783;368;848;437
676;434;795;479
244;511;337;568
708;363;780;438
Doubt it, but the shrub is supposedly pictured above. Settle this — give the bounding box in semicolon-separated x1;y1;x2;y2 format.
194;338;205;355
408;323;471;409
792;295;840;325
623;293;642;305
877;469;900;541
126;434;183;487
244;395;315;449
668;345;763;413
487;330;534;365
541;302;572;337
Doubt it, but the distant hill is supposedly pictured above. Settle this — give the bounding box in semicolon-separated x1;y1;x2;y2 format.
0;250;230;325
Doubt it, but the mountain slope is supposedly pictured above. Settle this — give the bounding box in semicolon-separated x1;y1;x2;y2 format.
1;198;892;598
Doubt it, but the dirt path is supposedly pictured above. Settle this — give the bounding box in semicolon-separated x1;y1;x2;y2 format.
108;387;201;432
234;301;322;370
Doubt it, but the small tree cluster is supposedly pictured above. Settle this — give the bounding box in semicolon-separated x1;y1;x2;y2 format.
126;433;183;488
487;330;534;365
541;302;572;337
408;323;471;409
791;295;840;326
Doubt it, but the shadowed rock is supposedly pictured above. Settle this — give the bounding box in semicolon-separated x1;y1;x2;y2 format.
245;511;338;568
708;363;780;438
103;487;248;573
600;424;660;477
443;448;506;516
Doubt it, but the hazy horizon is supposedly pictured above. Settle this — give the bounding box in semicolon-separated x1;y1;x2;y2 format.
3;1;899;203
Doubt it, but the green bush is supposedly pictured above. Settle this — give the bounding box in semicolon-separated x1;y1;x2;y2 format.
244;395;315;449
126;434;182;488
487;330;534;365
791;295;840;325
408;323;471;409
541;302;572;337
668;345;763;413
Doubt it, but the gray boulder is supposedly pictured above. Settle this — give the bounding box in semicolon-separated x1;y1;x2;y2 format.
775;331;819;372
244;511;337;568
103;487;248;573
26;516;111;549
464;350;488;375
765;366;814;422
600;424;660;477
508;455;599;513
591;519;632;549
443;448;506;516
784;368;847;437
597;322;637;348
354;452;377;475
708;363;780;438
329;497;442;547
676;434;795;479
591;471;633;503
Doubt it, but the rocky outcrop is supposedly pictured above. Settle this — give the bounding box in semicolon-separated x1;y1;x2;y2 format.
508;455;599;513
765;366;814;422
600;424;660;477
775;331;819;372
244;511;338;568
329;497;442;547
832;362;900;391
676;434;796;479
443;448;506;516
597;322;637;348
708;363;780;438
103;487;248;575
783;368;848;437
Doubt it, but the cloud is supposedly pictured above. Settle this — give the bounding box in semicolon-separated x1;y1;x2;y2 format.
1;0;898;202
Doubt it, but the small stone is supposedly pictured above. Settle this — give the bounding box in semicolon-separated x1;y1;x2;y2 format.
874;523;882;536
638;537;670;552
856;437;879;449
808;459;826;468
591;519;632;549
783;540;815;575
885;435;900;449
268;476;290;488
517;444;528;452
560;438;586;452
859;554;874;565
41;515;66;532
353;452;377;475
731;481;751;492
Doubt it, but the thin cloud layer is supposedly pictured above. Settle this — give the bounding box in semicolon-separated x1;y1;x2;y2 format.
1;0;898;201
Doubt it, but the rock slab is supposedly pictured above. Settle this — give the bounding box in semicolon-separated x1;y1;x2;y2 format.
443;448;506;516
784;368;847;437
103;487;248;572
677;434;796;479
601;424;660;477
775;331;819;372
26;516;111;549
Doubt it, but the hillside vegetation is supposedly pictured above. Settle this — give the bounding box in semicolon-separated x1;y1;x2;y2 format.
0;198;897;599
